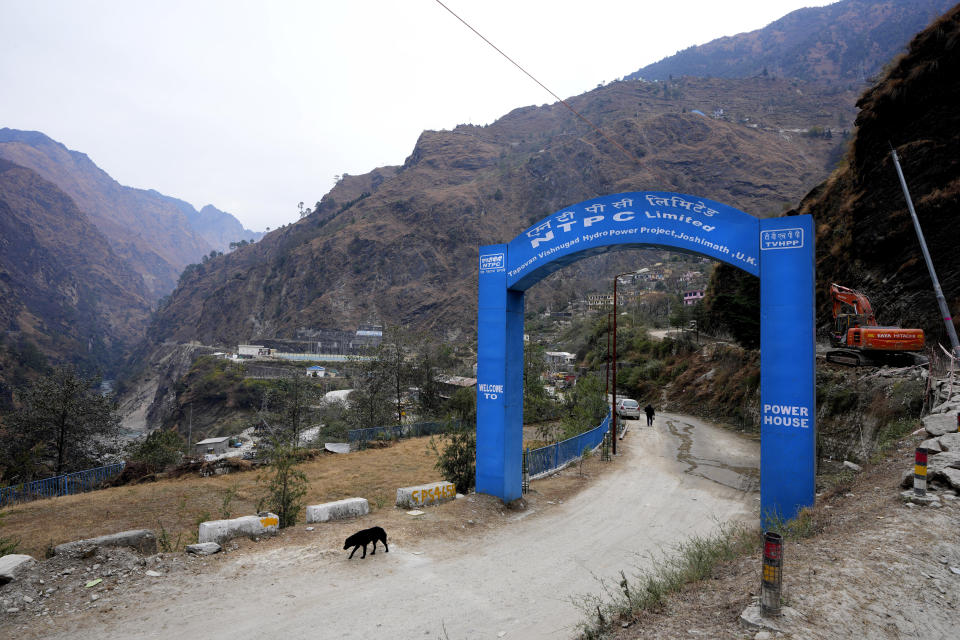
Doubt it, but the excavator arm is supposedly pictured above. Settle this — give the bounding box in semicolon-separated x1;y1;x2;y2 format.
830;283;876;325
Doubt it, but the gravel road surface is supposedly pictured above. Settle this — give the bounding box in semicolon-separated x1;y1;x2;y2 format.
34;413;759;639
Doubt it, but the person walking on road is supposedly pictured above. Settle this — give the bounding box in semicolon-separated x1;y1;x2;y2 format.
644;404;655;426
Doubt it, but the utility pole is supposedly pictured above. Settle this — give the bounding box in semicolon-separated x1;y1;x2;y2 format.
890;144;960;358
187;403;193;457
611;270;638;453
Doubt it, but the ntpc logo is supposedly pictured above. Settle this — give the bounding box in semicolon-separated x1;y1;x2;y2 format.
479;252;505;272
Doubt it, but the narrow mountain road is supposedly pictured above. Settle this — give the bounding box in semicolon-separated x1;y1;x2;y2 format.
39;413;759;640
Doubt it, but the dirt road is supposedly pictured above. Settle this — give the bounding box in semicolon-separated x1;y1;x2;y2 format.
33;413;759;640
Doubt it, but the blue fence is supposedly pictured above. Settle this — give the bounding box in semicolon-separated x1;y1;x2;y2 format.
0;462;126;507
527;412;611;478
348;420;462;444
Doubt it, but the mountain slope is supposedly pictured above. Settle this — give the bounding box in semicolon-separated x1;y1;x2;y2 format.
628;0;955;83
802;3;960;344
144;75;857;347
703;3;960;349
0;130;256;299
187;204;263;253
0;159;152;377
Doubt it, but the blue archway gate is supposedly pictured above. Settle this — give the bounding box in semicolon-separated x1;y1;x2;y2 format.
477;191;815;524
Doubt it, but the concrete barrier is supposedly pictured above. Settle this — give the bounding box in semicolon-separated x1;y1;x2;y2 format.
54;529;157;557
197;513;280;544
306;497;368;523
396;481;457;508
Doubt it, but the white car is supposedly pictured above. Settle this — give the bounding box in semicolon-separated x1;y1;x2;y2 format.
616;398;641;419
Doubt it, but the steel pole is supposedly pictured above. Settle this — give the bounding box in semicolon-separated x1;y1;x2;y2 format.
612;278;618;455
890;144;960;358
605;313;611;398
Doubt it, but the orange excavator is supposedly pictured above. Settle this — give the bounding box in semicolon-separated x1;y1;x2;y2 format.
827;283;925;366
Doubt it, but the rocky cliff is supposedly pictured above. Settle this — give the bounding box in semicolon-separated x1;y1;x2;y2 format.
802;4;960;346
704;4;960;350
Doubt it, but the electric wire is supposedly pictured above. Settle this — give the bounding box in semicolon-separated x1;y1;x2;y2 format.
433;0;639;164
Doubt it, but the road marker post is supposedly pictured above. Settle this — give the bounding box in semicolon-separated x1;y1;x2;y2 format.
914;447;928;496
760;531;783;617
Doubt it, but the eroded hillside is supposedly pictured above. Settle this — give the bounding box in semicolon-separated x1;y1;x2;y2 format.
147;76;857;347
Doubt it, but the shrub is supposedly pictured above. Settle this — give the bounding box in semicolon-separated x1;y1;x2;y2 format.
126;429;185;470
429;427;476;494
257;441;309;528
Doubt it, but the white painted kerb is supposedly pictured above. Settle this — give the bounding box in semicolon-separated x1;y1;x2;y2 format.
306;497;369;523
396;481;457;508
198;513;279;544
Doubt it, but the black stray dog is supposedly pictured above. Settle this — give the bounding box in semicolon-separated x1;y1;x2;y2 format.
343;526;389;559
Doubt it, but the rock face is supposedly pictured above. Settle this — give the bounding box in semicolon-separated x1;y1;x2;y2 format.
798;5;960;343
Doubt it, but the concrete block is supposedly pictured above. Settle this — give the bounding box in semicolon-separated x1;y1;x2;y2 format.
197;513;279;544
54;529;157;557
306;497;368;523
396;481;457;509
0;554;36;584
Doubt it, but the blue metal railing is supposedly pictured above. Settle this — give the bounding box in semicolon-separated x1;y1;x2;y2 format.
348;420;462;444
0;462;126;507
527;412;611;478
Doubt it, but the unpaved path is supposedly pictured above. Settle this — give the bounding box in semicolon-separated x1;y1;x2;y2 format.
25;413;759;640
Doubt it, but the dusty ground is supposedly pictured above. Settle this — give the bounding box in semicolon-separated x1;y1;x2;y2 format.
0;413;759;639
4;414;955;639
608;439;960;640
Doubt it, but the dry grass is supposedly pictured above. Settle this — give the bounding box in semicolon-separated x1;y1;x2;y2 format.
2;437;445;558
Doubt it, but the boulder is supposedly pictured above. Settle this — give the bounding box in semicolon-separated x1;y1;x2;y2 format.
0;554;36;584
928;451;960;474
843;460;862;472
937;432;960;452
928;451;960;489
920;438;943;453
931;399;959;414
306;498;368;523
923;413;958;437
197;513;279;544
901;469;915;489
939;468;960;492
54;529;157;557
185;542;222;556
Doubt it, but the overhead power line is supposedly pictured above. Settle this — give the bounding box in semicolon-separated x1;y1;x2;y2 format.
433;0;639;164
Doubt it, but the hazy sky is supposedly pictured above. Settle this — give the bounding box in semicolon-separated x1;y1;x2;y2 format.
0;0;834;231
